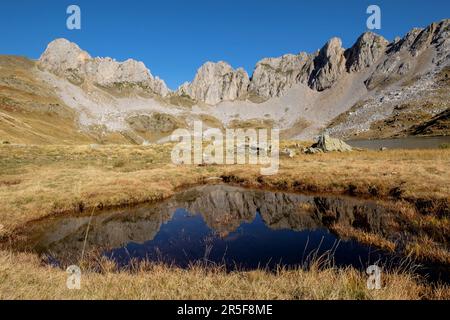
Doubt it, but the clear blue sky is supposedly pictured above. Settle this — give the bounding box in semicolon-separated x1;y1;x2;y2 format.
0;0;449;89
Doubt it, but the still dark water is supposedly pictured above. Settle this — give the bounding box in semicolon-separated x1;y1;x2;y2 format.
16;185;396;272
105;209;385;270
346;136;450;150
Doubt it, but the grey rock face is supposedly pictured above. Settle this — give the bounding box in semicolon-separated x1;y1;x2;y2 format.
411;19;450;57
308;38;347;91
38;39;169;96
177;36;378;102
176;61;250;105
38;38;91;85
248;37;349;96
365;19;450;90
37;19;449;106
248;53;314;99
389;28;425;53
247;19;449;100
345;32;389;72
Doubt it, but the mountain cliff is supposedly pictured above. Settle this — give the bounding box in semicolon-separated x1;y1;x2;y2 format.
176;61;250;105
38;38;169;97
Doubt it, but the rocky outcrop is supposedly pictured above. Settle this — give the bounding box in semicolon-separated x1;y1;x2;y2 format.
248;53;314;99
38;38;91;85
176;61;250;105
248;38;348;97
345;32;389;72
411;19;450;57
389;28;424;54
387;20;449;58
38;38;169;96
126;112;186;133
365;19;450;90
176;37;356;102
248;19;448;100
248;37;348;97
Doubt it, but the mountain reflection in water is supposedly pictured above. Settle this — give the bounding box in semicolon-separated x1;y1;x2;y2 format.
17;185;396;271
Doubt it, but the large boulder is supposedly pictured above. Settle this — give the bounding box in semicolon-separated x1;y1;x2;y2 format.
310;134;352;152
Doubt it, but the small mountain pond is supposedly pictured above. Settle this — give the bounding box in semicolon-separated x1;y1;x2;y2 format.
9;185;449;282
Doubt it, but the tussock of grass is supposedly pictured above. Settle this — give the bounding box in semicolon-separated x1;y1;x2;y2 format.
330;224;397;252
406;237;450;265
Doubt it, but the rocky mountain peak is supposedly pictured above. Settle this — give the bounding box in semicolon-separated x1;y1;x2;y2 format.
389;28;425;53
38;38;169;97
365;19;450;90
38;38;91;84
345;32;389;72
249;52;313;99
176;61;250;105
411;19;450;56
323;37;345;57
308;37;347;91
37;19;449;106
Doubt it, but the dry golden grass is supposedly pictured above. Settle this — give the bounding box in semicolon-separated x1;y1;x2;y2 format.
330;224;397;252
330;199;450;265
0;250;448;300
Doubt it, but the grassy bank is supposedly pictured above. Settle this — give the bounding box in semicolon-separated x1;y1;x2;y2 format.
0;251;448;300
0;143;449;299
